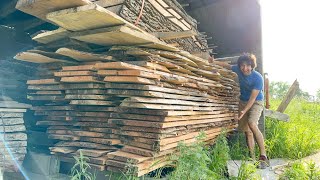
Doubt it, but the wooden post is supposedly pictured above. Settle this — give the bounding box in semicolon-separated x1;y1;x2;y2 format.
264;73;270;109
277;79;299;113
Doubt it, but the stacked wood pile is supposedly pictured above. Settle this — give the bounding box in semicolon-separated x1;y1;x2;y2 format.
91;0;208;53
14;0;239;176
16;0;209;54
0;96;31;172
0;59;33;172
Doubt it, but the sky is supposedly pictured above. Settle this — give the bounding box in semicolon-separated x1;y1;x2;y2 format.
260;0;320;96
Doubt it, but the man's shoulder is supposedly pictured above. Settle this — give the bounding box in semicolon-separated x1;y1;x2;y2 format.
252;71;263;81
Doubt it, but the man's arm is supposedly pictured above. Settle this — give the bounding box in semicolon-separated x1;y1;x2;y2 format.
238;89;260;120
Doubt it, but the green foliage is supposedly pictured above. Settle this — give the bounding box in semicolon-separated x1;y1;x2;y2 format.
269;81;311;100
269;81;290;99
208;131;231;178
265;99;320;159
279;160;320;180
71;150;96;180
231;161;261;180
228;133;251;160
168;131;231;180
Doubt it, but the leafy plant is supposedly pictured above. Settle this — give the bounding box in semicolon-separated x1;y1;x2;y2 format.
71;150;96;180
167;131;233;180
279;160;320;180
232;161;261;180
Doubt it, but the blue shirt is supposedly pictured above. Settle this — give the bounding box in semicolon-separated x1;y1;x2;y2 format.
231;65;264;101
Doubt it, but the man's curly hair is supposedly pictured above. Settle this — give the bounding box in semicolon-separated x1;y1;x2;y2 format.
237;53;257;69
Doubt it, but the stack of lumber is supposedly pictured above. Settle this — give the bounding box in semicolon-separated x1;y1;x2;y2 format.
14;0;239;176
94;47;239;175
48;64;122;171
16;0;208;54
26;62;75;152
0;96;31;172
91;0;208;53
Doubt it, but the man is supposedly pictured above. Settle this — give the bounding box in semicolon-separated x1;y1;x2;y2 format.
211;53;269;169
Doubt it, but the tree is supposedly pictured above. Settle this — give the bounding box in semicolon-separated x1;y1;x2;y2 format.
269;81;290;99
269;81;310;100
316;89;320;102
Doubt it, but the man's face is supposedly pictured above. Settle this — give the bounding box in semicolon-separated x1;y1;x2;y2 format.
240;63;252;76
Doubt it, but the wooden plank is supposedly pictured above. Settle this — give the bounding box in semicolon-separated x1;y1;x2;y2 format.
122;97;234;107
104;76;156;85
76;149;110;158
0;108;26;113
107;89;214;102
73;122;114;128
48;134;81;141
65;89;106;95
55;141;118;150
0;102;31;109
27;79;59;85
50;147;77;154
80;137;121;145
46;4;126;31
265;109;290;122
65;94;112;100
27;95;66;101
28;84;63;90
70;25;178;51
31;106;73;111
0;133;27;141
62;64;96;71
70;100;116;106
30;90;64;95
151;30;197;40
54;71;95;77
0;141;27;148
110;111;232;122
15;0;92;20
14;52;77;64
124;61;170;72
95;0;125;7
62;83;105;89
0;125;26;133
96;61;149;71
32;28;71;44
110;116;233;128
56;48;113;62
0;118;24;126
277;79;299;113
60;76;102;83
104;83;203;96
97;70;160;79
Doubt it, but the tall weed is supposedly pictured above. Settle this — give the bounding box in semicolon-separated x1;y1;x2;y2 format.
266;98;320;159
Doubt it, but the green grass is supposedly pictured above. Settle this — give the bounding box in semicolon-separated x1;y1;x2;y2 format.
279;160;320;180
266;98;320;159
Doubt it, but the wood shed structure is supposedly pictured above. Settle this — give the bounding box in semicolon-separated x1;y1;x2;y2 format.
0;0;263;178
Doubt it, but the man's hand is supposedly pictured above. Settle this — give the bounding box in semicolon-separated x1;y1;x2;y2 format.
236;110;246;120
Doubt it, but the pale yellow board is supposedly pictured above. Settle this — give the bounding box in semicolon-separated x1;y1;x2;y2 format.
15;0;91;21
56;48;112;62
46;4;125;31
32;28;71;44
14;52;76;64
71;25;178;51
